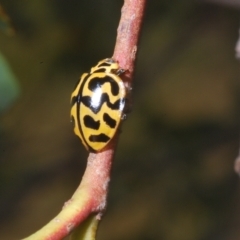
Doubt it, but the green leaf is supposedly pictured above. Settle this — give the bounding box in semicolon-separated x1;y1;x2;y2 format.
70;215;99;240
0;52;20;113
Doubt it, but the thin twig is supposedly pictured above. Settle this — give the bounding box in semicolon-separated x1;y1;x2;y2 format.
113;0;146;80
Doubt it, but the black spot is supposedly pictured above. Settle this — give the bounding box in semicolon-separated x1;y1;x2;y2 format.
81;96;92;108
108;98;124;110
92;68;106;73
103;113;116;128
88;76;119;96
81;94;124;114
70;96;78;106
89;134;110;143
93;60;115;73
84;115;100;130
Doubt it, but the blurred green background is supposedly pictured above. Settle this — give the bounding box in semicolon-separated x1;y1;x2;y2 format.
0;1;240;239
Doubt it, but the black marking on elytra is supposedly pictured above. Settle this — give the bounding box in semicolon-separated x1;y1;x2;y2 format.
92;68;106;73
71;94;83;106
88;76;119;96
81;96;92;109
92;62;112;73
103;113;116;128
81;94;124;114
70;96;77;106
89;133;110;143
84;115;100;130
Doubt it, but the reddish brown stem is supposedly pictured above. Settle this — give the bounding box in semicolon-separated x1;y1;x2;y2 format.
113;0;146;81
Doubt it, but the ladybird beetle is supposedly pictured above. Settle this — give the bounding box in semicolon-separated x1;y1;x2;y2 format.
70;58;126;152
